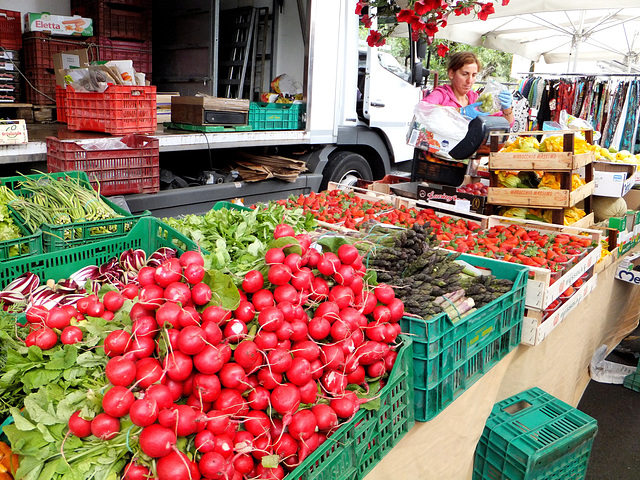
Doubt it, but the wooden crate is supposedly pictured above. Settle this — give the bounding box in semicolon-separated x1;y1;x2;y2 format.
487;180;594;208
489;150;595;171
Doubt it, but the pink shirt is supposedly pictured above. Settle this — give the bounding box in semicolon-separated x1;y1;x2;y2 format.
423;84;478;108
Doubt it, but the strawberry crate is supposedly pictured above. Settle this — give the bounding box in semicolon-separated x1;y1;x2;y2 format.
0;10;21;50
286;336;414;480
400;254;528;422
0;171;151;252
473;387;598;480
65;85;157;135
47;134;160;195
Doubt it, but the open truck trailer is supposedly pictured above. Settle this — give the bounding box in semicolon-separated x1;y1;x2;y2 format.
1;0;427;216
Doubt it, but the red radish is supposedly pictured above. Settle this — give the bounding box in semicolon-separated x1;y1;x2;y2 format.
103;291;125;312
286;357;313;386
308;316;330;341
168;404;205;436
270;383;301;416
320;344;345;370
137;266;156;286
145;384;173;409
275;321;293;341
273;432;298;460
68;411;92;438
289;321;308;342
330;391;359;419
350;275;364;296
267;348;293;374
283;253;302;273
105;356;136;387
334;264;355;286
252;436;273;461
199;451;226;479
288;409;317;441
265;248;285;265
121;284;139;300
357;341;388;365
234;340;260;371
205;410;231;435
155;258;182;288
155;302;182;329
317;253;340;276
162;377;184;401
218;363;247;390
45;307;71;329
305;249;322;269
242;270;264;293
309;277;329;301
138;285;165;310
312;404;338;432
384;349;398;372
179;250;205;268
315;301;340;321
337;244;359;265
101;310;115;322
234;453;255;476
290;268;314;291
268;264;292;286
26;305;49;324
177;325;207;355
254;330;278;351
274;285;298;306
357;290;377;315
191;282;213;306
387;298;405;322
233;301;255;323
179;306;201;328
258;306;284;332
202;305;232;325
60;325;83;345
367;360;386;378
321;370;348;396
102;386;135;418
90;413;120;440
131;315;158;338
123;462;150;480
163;350;193;382
375;283;395;304
194;344;227;375
187;394;211;412
292;340;321;361
252;289;275;311
329;285;354;310
135;357;163;388
214;389;247;417
310;358;324;380
257;369;283;390
295;233;312;253
255;464;285;480
86;302;105;318
247;385;270;411
274;223;295;238
223;319;248;343
194;429;216;453
33;327;58;350
212;434;234;459
129;397;158;426
373;305;392;324
125;336;156;359
157;450;200;480
184;263;206;284
298;432;322;463
201;321;223;345
244;410;271;436
298;379;318;404
164;282;192;305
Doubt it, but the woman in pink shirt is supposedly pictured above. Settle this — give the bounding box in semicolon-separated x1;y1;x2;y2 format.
424;51;514;126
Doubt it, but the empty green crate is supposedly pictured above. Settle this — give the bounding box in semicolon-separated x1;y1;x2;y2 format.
287;336;414;480
0;171;151;251
248;102;306;130
0;212;42;261
473;387;598;480
0;216;199;290
212;201;253;212
400;254;528;422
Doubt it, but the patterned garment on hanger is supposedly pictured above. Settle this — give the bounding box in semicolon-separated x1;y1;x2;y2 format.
620;80;639;152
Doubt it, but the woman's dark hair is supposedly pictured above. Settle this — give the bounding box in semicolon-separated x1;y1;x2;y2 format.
447;51;482;73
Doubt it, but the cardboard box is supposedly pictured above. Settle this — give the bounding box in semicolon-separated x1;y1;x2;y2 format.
407;116;461;155
24;13;93;36
417;183;487;214
624;188;640;210
52;48;90;87
0;120;28;145
171;96;250;125
616;252;640;284
593;161;636;197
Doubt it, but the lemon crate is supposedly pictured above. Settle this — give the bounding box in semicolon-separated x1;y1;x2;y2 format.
0;211;42;261
287;336;414;480
400;254;527;422
0;171;151;252
473;387;598;480
0;216;198;290
248;102;306;130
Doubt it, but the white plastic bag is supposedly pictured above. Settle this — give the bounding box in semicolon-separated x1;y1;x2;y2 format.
406;102;469;154
477;80;506;114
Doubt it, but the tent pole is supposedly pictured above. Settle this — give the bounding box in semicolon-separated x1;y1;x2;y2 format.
572;11;586;73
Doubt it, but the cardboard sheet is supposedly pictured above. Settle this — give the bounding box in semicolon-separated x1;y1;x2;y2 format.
364;251;640;480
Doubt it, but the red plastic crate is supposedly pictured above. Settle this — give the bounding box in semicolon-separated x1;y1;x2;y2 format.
65;84;157;134
22;32;94;70
24;68;56;105
55;86;67;122
47;134;160;195
0;10;21;50
71;1;152;41
96;37;152;78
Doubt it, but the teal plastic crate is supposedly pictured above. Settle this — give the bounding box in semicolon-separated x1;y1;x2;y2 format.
248;102;306;131
0;171;151;252
473;387;598;480
400;254;528;422
0;216;199;290
287;336;414;480
0;211;42;261
212;201;253;212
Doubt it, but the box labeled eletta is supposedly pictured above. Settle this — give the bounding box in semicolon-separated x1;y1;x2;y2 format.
24;13;93;36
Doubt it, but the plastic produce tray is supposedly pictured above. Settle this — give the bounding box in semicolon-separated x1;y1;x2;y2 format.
473;387;598;480
0;216;198;290
55;85;67;123
400;254;528;422
0;171;151;251
287;336;414;480
248;102;306;131
71;1;152;41
46;134;160;195
0;212;42;261
65;85;157;135
211;201;253;212
0;10;21;50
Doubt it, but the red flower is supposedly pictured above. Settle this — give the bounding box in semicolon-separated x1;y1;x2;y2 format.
355;1;367;15
415;0;442;15
454;6;472;16
367;30;386;47
397;9;417;24
478;3;495;21
437;44;449;57
424;22;439;36
361;14;373;28
501;0;510;5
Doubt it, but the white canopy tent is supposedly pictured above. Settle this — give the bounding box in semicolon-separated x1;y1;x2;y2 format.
436;0;640;73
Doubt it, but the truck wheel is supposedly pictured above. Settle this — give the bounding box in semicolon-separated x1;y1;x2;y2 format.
320;151;373;190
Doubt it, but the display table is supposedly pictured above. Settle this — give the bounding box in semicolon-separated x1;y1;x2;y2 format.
365;252;640;480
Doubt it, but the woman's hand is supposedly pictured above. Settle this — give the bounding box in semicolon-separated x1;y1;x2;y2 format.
460;102;489;120
499;90;513;109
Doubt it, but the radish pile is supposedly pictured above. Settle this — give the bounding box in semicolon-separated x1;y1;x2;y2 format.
16;223;405;480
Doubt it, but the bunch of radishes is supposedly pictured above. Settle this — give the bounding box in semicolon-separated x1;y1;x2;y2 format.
41;223;404;480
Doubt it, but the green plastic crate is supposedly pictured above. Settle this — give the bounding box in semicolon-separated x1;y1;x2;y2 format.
473;387;598;480
400;254;528;422
248;102;306;131
212;201;253;212
0;171;151;252
0;211;42;261
287;336;414;480
0;216;199;290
